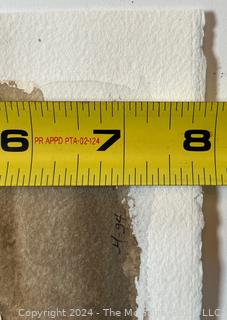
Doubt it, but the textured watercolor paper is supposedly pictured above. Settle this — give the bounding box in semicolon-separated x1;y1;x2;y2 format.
0;10;206;320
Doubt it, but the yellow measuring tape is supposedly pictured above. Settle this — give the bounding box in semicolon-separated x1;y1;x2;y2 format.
0;101;226;186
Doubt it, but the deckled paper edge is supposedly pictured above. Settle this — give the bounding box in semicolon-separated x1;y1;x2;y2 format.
127;10;206;320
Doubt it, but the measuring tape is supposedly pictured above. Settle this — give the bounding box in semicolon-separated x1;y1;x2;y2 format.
0;101;226;186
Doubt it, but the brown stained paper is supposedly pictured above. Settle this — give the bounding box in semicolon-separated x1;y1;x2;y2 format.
0;83;139;320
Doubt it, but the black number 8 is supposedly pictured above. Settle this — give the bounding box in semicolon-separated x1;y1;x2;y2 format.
184;129;211;151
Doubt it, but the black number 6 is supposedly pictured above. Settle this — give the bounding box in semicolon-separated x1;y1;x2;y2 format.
1;129;29;152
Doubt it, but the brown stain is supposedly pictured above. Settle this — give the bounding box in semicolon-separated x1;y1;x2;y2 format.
0;82;44;319
0;81;44;101
0;82;140;320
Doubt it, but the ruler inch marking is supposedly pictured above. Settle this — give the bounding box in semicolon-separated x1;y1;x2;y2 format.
134;102;137;117
4;102;9;123
88;102;91;117
57;174;61;186
164;101;166;112
146;161;148;185
34;175;37;186
28;102;34;186
40;102;44;117
99;161;102;186
40;168;44;186
52;102;56;123
22;174;25;186
181;103;184;118
203;168;206;185
186;174;189;186
180;168;183;185
111;168;113;186
168;154;171;185
64;168;67;186
76;102;80;130
52;161;56;185
123;102;126;185
214;102;219;184
4;162;9;186
140;102;143;112
16;102;20;117
16;168;20;186
76;154;80;186
64;103;68;117
99;102;102;124
169;102;172;130
192;102;195;123
191;161;194;185
10;175;13;187
87;168;90;186
198;174;200;185
204;103;207;118
146;102;149;123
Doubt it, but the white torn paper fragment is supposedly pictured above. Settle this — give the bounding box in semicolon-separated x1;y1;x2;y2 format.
129;187;204;319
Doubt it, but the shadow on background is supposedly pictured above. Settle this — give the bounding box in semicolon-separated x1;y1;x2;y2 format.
202;11;220;320
202;187;220;319
204;12;218;101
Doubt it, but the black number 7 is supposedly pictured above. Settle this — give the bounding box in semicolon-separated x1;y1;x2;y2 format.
93;129;121;151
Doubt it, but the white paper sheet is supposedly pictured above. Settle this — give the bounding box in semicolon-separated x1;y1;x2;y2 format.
0;10;206;320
